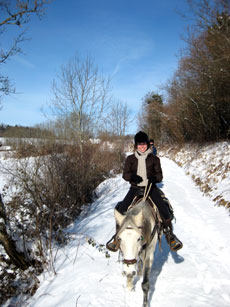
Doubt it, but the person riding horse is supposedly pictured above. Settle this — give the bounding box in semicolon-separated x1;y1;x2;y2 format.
107;131;183;252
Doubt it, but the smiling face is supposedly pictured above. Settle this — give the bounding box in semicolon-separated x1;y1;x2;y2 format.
137;142;148;153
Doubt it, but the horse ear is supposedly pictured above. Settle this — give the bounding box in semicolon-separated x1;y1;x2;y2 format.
114;209;125;226
133;210;143;226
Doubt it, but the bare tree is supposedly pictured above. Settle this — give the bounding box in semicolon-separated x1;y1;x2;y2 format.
50;54;111;150
0;0;50;106
138;91;164;142
160;0;230;143
106;100;131;137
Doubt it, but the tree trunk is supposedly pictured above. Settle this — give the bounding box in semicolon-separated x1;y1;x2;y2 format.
0;194;31;270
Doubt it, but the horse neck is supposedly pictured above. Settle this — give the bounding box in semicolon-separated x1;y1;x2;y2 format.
135;201;156;243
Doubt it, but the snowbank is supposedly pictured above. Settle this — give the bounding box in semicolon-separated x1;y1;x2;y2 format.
160;141;230;211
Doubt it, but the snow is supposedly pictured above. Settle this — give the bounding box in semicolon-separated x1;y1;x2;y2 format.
23;157;230;307
162;142;230;205
1;143;230;307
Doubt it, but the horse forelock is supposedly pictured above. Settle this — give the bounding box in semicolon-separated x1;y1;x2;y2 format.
117;216;140;237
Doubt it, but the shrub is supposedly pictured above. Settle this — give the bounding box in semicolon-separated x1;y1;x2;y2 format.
0;141;125;305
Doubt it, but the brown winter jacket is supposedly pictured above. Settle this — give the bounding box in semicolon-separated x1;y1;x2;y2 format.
122;152;163;186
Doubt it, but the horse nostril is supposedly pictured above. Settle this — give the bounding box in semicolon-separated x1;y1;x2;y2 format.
132;271;136;276
122;271;126;276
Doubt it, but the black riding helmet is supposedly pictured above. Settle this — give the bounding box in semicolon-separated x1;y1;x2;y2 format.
134;131;150;147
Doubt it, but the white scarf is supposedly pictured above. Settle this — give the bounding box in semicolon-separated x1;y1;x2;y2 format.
134;148;152;186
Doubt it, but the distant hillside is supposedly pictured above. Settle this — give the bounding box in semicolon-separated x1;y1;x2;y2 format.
0;124;54;139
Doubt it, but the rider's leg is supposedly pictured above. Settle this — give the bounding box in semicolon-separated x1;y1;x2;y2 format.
163;218;183;251
118;186;138;214
158;189;174;219
149;186;172;220
149;187;183;251
106;223;120;252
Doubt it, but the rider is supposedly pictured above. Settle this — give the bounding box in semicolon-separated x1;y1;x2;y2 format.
107;131;183;252
149;138;157;155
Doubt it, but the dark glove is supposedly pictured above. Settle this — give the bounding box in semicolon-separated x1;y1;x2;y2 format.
130;174;143;184
148;176;157;184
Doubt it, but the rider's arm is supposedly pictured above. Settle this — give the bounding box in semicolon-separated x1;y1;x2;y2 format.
153;156;163;183
122;155;135;182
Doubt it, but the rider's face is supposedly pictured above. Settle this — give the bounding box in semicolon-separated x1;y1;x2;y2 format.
137;143;148;153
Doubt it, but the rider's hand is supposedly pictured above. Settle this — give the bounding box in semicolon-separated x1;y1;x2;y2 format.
130;174;143;184
148;176;157;184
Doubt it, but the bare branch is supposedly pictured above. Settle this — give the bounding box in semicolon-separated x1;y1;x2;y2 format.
0;0;49;27
0;0;51;99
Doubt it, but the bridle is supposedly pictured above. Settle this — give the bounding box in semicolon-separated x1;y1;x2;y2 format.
123;258;138;265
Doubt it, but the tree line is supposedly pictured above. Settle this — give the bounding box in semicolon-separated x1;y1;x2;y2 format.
140;0;230;144
0;124;54;139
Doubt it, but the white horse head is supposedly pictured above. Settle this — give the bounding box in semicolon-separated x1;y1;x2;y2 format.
115;208;144;280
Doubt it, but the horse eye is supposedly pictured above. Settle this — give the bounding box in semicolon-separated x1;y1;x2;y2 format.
138;236;144;242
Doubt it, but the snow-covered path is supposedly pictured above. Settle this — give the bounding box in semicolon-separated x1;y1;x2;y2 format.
27;157;230;307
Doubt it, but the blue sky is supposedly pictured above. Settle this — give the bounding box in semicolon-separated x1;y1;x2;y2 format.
1;0;190;134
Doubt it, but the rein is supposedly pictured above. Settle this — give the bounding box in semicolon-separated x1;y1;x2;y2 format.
143;183;152;201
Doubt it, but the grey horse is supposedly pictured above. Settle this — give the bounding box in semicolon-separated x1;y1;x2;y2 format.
115;199;162;307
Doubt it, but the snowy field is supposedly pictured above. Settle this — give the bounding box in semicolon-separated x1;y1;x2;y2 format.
21;157;230;307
